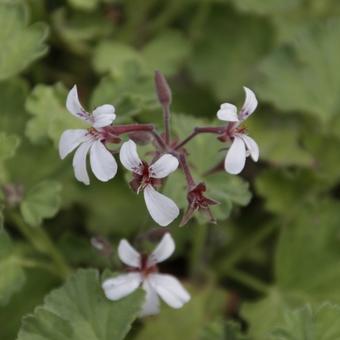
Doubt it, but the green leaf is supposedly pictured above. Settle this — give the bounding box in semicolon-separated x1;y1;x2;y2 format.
255;169;321;215
230;0;301;15
246;111;314;167
0;268;58;340
275;200;340;301
52;9;114;54
243;200;340;339
256;18;340;125
0;78;29;135
90;72;158;122
271;303;340;340
136;285;225;340
142;30;191;76
68;0;99;11
0;2;49;80
17;268;144;340
93;41;143;76
0;227;26;306
190;5;273;99
26;83;85;146
0;132;21;162
20;181;62;227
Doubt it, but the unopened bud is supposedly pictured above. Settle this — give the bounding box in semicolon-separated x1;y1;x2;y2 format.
154;70;172;106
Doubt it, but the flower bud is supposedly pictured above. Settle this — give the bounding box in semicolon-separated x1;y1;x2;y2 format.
154;70;172;106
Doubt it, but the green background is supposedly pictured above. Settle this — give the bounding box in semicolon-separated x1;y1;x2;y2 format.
1;0;340;339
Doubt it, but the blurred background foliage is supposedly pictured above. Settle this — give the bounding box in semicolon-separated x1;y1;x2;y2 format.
1;0;340;339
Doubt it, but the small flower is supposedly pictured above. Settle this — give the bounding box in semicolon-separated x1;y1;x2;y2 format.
180;183;219;226
59;85;118;185
217;87;259;175
102;233;190;316
119;140;179;227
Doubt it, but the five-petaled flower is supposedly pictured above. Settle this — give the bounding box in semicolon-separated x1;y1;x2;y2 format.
102;233;190;316
59;85;118;185
119;140;180;227
217;87;259;175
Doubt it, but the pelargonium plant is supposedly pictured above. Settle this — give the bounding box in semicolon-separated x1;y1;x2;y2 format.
58;71;259;315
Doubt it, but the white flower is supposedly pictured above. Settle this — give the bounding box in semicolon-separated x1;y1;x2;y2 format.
59;85;118;185
102;233;190;316
217;87;259;175
119;140;179;226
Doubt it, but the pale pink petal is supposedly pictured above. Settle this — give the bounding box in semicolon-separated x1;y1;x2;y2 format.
149;154;179;179
224;136;247;175
239;134;259;162
92;104;116;128
147;233;175;267
119;140;143;174
217;103;239;122
58;129;88;159
102;273;142;301
72;140;93;185
143;185;179;227
149;274;190;309
140;280;160;317
66;85;88;120
90;140;117;182
239;87;258;120
118;239;141;268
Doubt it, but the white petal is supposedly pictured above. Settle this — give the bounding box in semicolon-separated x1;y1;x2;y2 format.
140;280;160;317
102;273;142;301
119;140;143;174
58;129;88;159
217;103;239;122
66;85;87;119
239;134;259;162
92;104;116;128
72;140;93;185
90;140;117;182
118;239;141;268
149;154;179;179
147;233;175;267
149;274;190;309
224;136;247;175
239;87;258;120
143;185;179;227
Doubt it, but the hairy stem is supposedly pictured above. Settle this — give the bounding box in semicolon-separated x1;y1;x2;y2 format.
179;153;195;189
227;269;269;294
163;105;171;145
190;223;208;278
10;213;71;279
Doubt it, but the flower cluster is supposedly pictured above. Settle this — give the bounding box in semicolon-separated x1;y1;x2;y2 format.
58;71;259;315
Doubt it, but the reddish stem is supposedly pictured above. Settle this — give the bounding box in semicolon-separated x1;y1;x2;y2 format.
174;126;225;150
110;124;154;135
179;153;196;190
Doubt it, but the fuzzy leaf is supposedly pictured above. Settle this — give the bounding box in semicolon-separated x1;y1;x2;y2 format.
20;181;62;227
0;2;48;80
142;30;191;76
17;268;144;340
190;6;273;100
26;83;85;146
271;303;340;340
0;132;21;162
257;18;340;126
